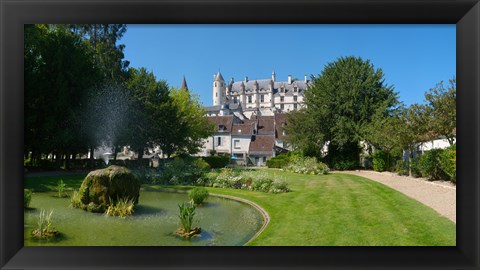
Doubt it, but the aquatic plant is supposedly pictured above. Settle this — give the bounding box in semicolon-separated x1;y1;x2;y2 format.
175;201;201;238
56;179;67;198
105;197;135;218
31;209;59;240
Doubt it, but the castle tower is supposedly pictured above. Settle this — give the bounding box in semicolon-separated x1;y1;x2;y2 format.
213;71;226;106
180;75;188;91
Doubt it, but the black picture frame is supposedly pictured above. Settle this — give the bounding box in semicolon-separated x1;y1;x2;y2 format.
1;0;479;269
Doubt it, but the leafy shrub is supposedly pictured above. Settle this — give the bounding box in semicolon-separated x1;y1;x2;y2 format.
266;154;290;168
201;168;289;193
440;145;456;183
372;150;392;172
395;159;409;176
24;189;32;208
409;157;422;178
56;179;67;198
188;187;209;205
105;197;135;217
419;149;448;180
70;190;83;209
178;201;196;233
202;156;229;168
284;156;329;175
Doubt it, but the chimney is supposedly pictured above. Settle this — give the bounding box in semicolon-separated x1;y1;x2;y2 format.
245;76;248;83
304;74;307;83
272;71;276;82
288;75;292;85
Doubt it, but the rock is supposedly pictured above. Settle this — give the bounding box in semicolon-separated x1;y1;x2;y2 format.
78;165;140;213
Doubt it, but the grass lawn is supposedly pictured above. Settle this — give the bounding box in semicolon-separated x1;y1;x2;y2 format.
24;169;456;246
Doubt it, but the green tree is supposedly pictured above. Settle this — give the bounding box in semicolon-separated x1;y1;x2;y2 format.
24;25;101;167
423;78;456;145
289;56;400;169
159;88;214;157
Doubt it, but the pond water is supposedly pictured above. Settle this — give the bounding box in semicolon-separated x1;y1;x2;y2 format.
24;190;264;246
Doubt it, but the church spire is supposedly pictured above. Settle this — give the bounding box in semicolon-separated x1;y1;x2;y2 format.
180;75;188;91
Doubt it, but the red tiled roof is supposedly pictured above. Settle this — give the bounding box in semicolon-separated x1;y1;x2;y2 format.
274;113;287;140
207;115;234;133
249;135;275;154
232;123;254;135
254;116;275;135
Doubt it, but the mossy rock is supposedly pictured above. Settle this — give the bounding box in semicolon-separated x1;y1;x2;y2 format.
77;166;140;213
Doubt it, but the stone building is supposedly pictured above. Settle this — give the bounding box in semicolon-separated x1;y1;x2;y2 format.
198;71;301;166
205;71;311;119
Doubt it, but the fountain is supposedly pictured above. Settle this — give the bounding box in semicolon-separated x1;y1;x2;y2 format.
102;152;112;165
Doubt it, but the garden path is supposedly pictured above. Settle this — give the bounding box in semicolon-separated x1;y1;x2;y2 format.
338;170;456;223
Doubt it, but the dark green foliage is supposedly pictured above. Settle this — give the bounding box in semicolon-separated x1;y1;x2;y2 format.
409;158;422;178
202;156;229;168
418;149;448;180
284;155;330;175
325;142;360;170
24;189;32;208
266;154;290;168
395;160;409;176
188;187;209;205
440;145;456;183
372;150;393;172
286;56;400;167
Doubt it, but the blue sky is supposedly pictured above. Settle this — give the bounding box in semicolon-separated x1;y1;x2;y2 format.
121;24;455;106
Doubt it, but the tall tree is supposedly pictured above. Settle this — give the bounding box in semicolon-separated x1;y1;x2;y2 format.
423;78;456;145
288;56;400;169
24;25;101;166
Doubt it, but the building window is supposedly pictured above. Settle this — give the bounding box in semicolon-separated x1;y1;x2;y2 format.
214;82;217;87
294;96;298;102
263;156;267;163
234;140;240;149
294;87;298;92
294;104;298;110
280;96;284;102
260;95;264;102
280;104;284;110
248;96;252;103
217;137;222;146
233;96;237;103
218;125;225;131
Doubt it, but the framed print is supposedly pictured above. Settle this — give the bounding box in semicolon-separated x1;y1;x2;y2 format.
1;0;479;269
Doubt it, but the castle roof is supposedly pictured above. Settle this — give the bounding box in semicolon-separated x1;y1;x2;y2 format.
228;77;309;96
180;76;188;91
214;71;225;82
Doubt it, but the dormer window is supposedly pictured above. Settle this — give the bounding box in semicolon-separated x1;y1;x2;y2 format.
234;96;238;103
280;96;284;102
218;125;226;131
294;87;298;92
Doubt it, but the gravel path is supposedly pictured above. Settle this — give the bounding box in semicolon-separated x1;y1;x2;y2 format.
337;170;456;223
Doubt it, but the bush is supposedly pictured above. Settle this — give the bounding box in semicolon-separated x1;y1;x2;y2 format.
201;168;289;193
395;159;409;176
418;149;448;180
202;156;229;168
56;179;67;198
177;201;199;236
266;154;290;168
409;157;422;178
24;189;32;208
188;187;209;205
440;145;456;183
153;157;209;185
372;150;393;172
284;156;329;175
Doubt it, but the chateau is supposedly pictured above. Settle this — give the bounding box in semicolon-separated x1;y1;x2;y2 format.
198;71;310;166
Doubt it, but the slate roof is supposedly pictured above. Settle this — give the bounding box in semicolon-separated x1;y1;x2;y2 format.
205;105;221;112
249;135;275;154
180;76;188;91
214;71;225;82
228;77;309;97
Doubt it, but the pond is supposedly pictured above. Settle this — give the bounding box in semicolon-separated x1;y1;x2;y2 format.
24;190;264;246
